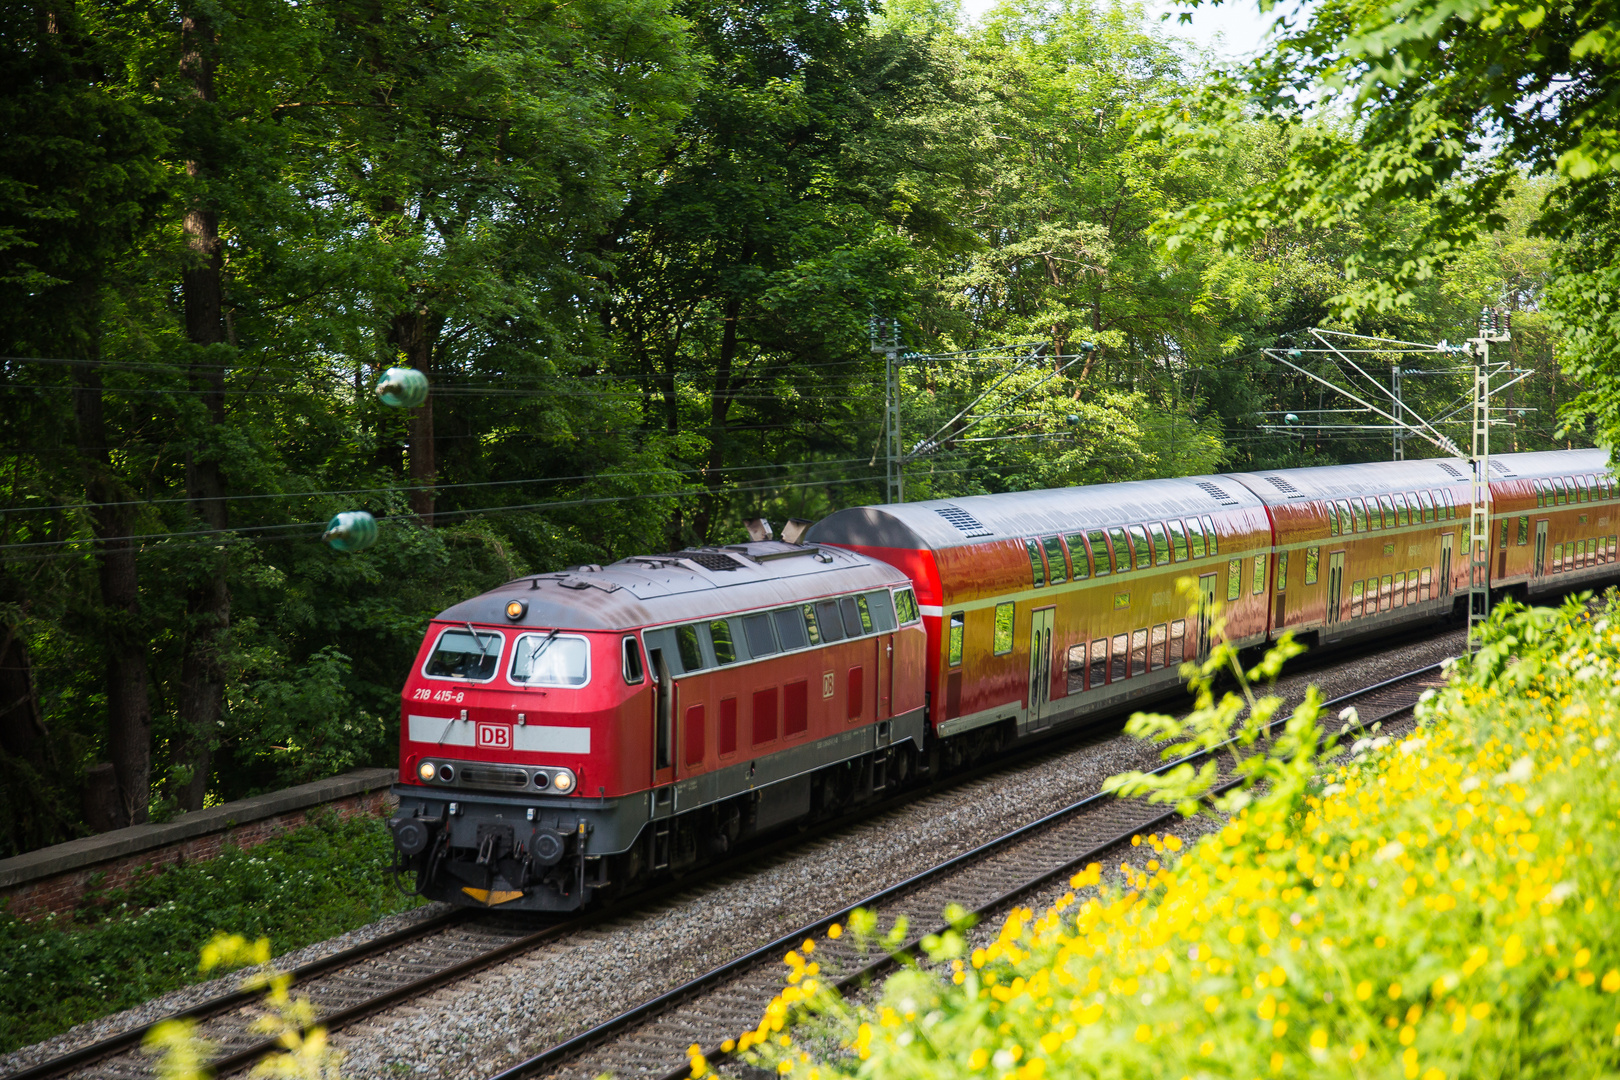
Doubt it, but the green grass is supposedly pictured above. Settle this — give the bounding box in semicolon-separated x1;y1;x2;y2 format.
0;810;425;1053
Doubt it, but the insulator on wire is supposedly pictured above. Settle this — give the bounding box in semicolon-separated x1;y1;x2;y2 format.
323;510;378;552
375;367;429;408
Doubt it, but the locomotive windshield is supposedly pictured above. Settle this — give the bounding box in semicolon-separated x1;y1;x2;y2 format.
424;629;502;681
510;633;590;686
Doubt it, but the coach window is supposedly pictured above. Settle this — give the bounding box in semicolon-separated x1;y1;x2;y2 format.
1517;516;1530;545
1443;489;1458;518
839;596;865;638
1253;553;1268;595
1304;546;1320;585
1327;504;1339;537
993;602;1014;656
743;614;778;658
676;624;708;671
1128;525;1152;569
1349;498;1366;532
1275;551;1288;592
1107;527;1131;572
1168;520;1189;561
1417;491;1434;522
1202;515;1220;555
1066;534;1092;579
1377;495;1395;528
894;588;921;625
1533;479;1545;508
1087;530;1112;576
424;627;503;681
1350;580;1364;618
1395;493;1410;526
948;612;965;667
1226;558;1242;601
1552;477;1566;505
710;620;739;664
1148;522;1171;565
1186;519;1207;559
623;637;646;684
1332;500;1351;534
815;601;847;643
1043;536;1069;584
1026;539;1048;587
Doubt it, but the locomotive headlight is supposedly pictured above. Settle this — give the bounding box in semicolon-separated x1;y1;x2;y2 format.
418;760;437;782
551;769;575;793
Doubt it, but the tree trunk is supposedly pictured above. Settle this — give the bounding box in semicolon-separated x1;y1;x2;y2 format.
390;305;440;524
174;6;230;811
691;295;743;544
74;358;152;829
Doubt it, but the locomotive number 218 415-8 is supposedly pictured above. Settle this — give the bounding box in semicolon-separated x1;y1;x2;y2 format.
412;688;467;703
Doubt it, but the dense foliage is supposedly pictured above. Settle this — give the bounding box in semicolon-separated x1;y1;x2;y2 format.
0;0;1596;854
714;594;1620;1080
0;811;421;1052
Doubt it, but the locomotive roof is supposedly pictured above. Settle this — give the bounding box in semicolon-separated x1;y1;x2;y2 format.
438;540;909;632
804;474;1267;552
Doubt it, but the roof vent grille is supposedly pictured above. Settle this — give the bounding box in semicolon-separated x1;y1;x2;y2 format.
935;506;993;538
1197;481;1237;503
1263;475;1299;494
1488;460;1513;476
1438;463;1467;479
683;551;744;572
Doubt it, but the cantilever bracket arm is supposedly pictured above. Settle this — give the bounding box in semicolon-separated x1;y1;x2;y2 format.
1268;351;1465;457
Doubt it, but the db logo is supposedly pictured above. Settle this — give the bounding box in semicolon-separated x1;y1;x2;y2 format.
477;723;511;749
822;672;835;699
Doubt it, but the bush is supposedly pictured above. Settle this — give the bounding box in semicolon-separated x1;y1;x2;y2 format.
0;812;424;1053
721;593;1620;1080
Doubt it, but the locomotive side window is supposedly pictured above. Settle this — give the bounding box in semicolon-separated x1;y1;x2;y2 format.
801;604;822;646
1226;558;1242;601
1168;520;1188;561
1147;522;1170;565
815;600;846;643
948;612;965;667
1087;529;1112;574
776;608;812;649
863;591;898;631
743;614;778;657
1304;546;1319;585
622;637;646;684
1107;527;1131;572
424;629;503;681
1043;536;1068;584
893;589;920;625
993;602;1014;655
1066;534;1091;578
1201;516;1219;555
510;633;590;687
1026;539;1047;587
710;620;739;664
1128;524;1151;569
1186;520;1206;559
676;624;707;671
839;597;864;638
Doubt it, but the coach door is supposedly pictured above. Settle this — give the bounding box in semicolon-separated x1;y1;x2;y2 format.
1439;532;1454;596
1196;573;1218;660
1027;607;1055;730
1326;552;1345;626
1534;520;1548;577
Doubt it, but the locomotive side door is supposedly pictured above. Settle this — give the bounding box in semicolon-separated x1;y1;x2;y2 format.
1534;519;1548;578
650;649;676;793
1027;607;1055;731
877;632;892;718
1196;573;1218;660
1326;552;1345;626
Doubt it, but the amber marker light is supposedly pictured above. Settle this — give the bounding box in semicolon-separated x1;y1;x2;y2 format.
505;599;528;621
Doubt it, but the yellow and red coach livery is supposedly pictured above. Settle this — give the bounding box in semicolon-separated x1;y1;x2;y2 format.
389;448;1620;911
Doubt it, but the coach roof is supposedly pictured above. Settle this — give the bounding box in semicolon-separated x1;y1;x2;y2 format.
437;540;910;631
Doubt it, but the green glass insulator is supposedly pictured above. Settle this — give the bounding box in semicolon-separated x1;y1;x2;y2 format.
323;511;378;552
374;366;429;408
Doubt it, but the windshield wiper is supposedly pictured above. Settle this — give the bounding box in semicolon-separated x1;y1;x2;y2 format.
515;629;560;682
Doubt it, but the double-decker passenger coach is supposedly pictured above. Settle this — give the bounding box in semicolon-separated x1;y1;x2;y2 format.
389;532;927;911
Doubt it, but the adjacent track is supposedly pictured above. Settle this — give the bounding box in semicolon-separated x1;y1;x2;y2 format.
7;645;1450;1080
488;660;1449;1080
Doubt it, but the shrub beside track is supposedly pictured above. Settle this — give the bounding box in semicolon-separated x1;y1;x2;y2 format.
726;594;1620;1080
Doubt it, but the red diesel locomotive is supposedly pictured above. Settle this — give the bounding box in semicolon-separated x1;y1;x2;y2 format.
388;448;1618;911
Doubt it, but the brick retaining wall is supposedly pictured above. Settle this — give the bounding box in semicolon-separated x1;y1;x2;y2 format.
0;768;400;921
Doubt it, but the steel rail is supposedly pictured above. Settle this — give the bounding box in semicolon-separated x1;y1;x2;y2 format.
488;660;1450;1080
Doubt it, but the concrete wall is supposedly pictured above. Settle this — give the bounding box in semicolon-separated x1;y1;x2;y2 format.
0;768;399;921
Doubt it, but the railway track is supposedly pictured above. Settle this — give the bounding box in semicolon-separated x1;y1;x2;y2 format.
5;648;1449;1080
487;658;1449;1080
